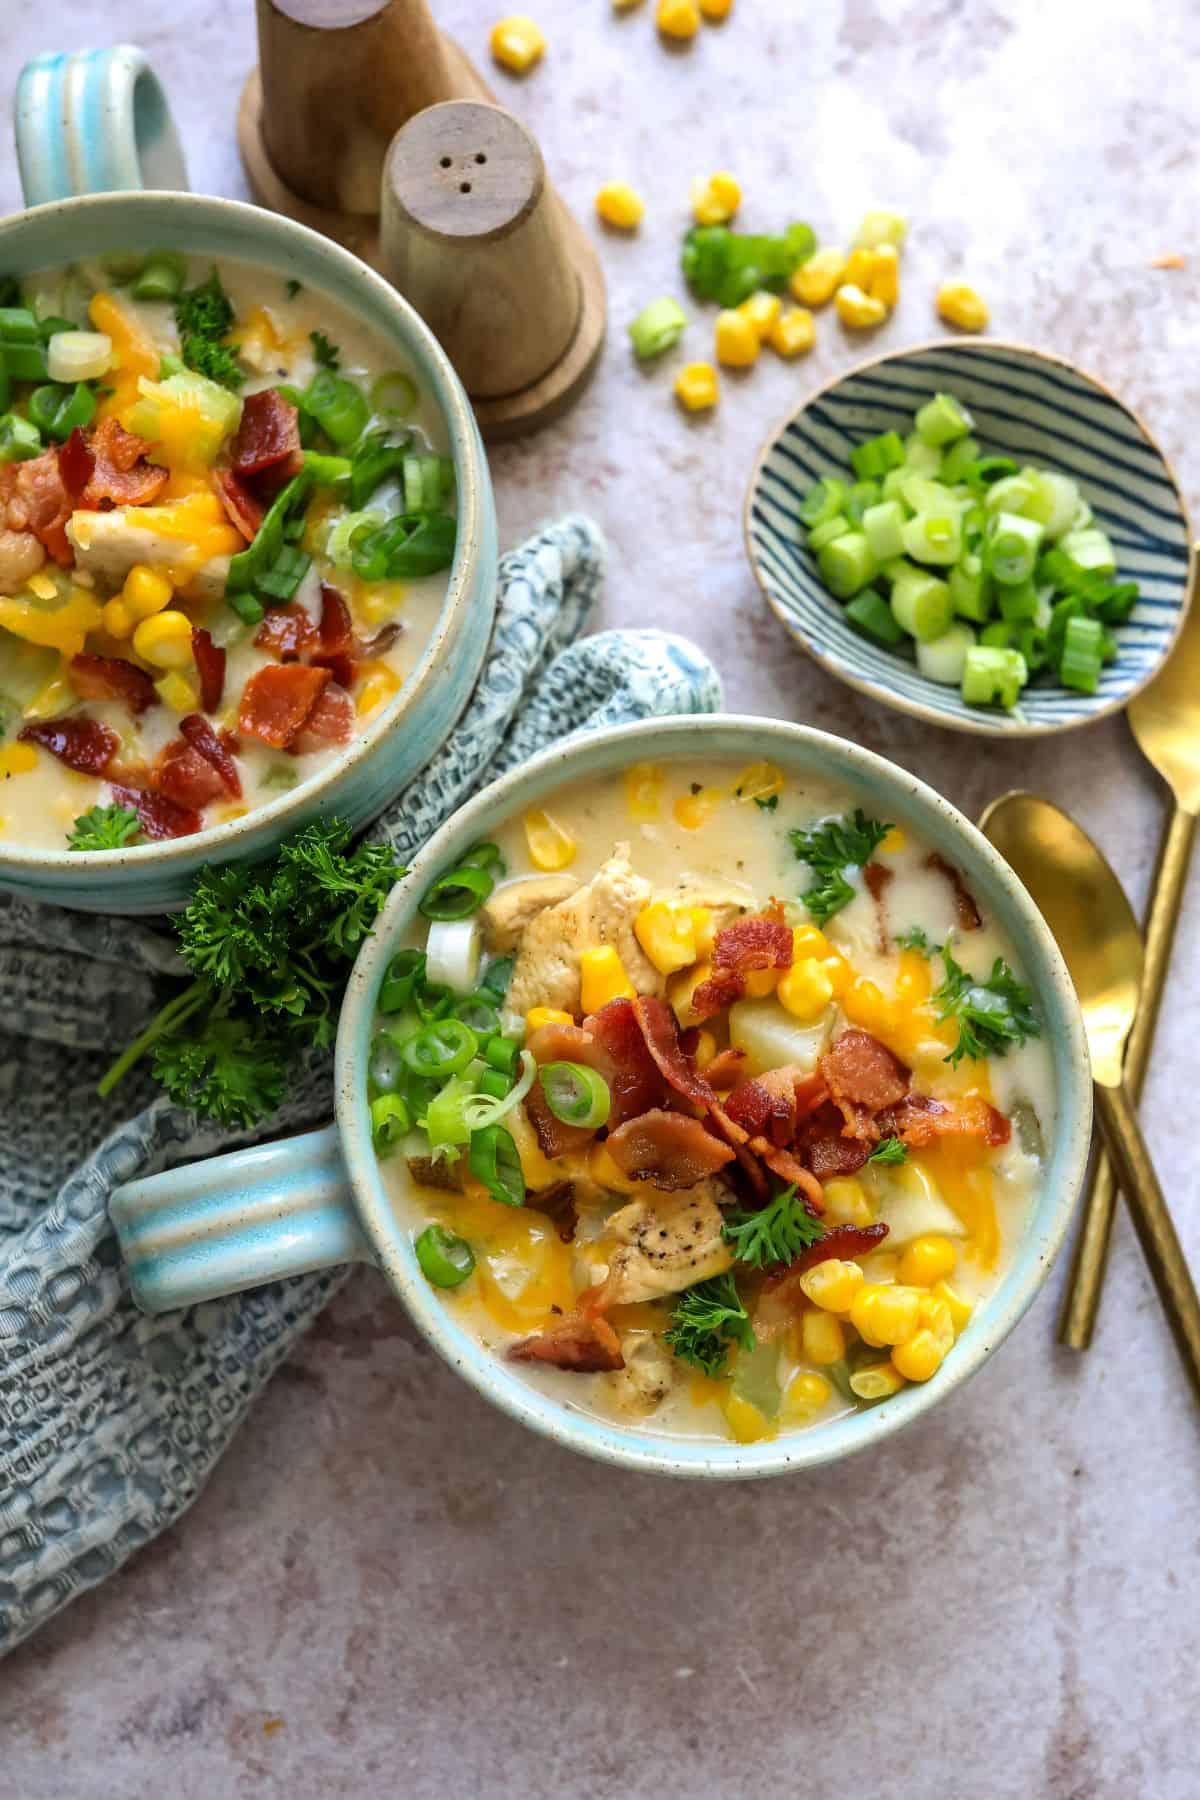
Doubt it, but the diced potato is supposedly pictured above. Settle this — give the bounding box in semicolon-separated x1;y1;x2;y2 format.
727;998;833;1078
872;1161;969;1244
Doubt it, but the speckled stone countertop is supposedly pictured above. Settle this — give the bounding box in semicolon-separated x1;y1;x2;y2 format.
1;2;1197;1794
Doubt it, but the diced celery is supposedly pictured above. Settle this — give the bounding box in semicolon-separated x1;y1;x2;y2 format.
948;557;992;623
962;644;1028;708
901;510;963;566
916;621;976;685
817;532;876;599
125;370;242;465
939;436;981;484
1059;527;1116;574
902;435;942;477
808;513;852;551
1021;467;1080;540
862;499;906;564
914;392;974;448
983;473;1037;517
845;588;905;646
890;568;952;641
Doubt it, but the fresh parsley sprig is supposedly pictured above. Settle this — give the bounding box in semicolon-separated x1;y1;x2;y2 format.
895;925;931;954
722;1183;825;1268
868;1136;908;1165
67;804;144;852
664;1273;754;1377
174;269;244;391
789;809;892;924
933;943;1041;1068
310;329;340;369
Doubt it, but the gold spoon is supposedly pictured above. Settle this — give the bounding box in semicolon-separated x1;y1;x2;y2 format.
979;791;1200;1402
1060;583;1200;1347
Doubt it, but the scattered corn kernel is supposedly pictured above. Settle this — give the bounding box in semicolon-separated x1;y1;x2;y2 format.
690;907;715;956
849;1283;921;1348
776;956;834;1022
668;960;714;1027
790;922;830;960
657;0;700;39
699;0;733;16
798;1257;864;1314
800;1309;845;1367
783;1371;832;1418
154;671;199;712
820;948;853;1000
674;362;719;412
737;291;782;342
122;563;174;621
722;1391;775;1443
132;609;194;670
595;183;645;230
673;784;723;830
790;247;846;308
523;808;577;871
931;1280;973;1334
624;762;665;820
821;1177;875;1229
27;572;58;601
842;975;894;1035
355;661;402;717
0;743;37;778
917;1294;956;1350
714;308;760;368
868;243;900;308
734;761;784;805
490;15;546;72
936;281;989;333
899;1233;959;1288
743;966;781;999
526;1006;575;1033
101;598;134;639
850;1363;906;1401
691;171;741;226
855;209;907;251
580;945;636;1013
841;247;877;290
692;1028;718;1070
589;1140;643;1193
892;1329;946;1383
23;673;71;720
769;306;816;358
880;825;907;853
835;283;888;329
635;901;699;976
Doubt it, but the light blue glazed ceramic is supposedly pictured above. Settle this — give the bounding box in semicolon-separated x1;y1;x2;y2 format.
111;715;1094;1478
746;340;1194;737
0;47;498;914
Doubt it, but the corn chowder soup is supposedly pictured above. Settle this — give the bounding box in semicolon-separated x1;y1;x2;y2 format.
372;759;1054;1446
0;253;456;849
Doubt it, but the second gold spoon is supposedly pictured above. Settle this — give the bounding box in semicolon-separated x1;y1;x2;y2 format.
980;790;1200;1403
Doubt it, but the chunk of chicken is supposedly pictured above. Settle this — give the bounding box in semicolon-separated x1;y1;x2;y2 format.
481;874;579;954
67;509;230;602
660;872;755;933
598;1181;733;1305
0;528;46;595
507;846;660;1018
608;1331;677;1413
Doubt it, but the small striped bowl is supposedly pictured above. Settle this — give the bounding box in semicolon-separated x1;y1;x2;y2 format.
745;340;1195;736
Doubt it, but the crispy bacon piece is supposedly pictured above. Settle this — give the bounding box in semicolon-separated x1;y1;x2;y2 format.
724;1066;804;1147
523;1180;579;1244
358;621;401;660
73;418;169;511
690;908;794;1020
821;1029;909;1137
878;1092;1011;1149
14;448;74;564
754;1221;891;1337
255;603;320;663
804;1128;870;1179
606;1108;735;1189
18;716;118;774
926;851;982;931
318;583;354;657
68;653;157;717
109;780;202;840
863;859;894;953
700;1047;745;1089
584;998;664;1127
525;1079;596;1161
155;739;226;810
746;1143;824;1209
508;1310;624;1373
527;1019;608;1069
55;430;93;501
631;994;716;1110
289;682;355;753
238;663;330;748
191;626;226;713
212;467;265;541
180;713;242;798
231;388;302;479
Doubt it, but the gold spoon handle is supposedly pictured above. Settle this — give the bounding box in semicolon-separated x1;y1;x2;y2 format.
1093;1080;1200;1404
1059;803;1198;1348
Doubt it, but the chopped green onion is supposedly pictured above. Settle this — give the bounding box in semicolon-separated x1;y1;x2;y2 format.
469;1125;527;1208
458;840;504;873
227;469;312;607
845;480;881;525
482;1033;521;1075
401;453;452;514
1059;614;1105;693
227;591;265;626
380;948;426;1014
302;449;353;490
890;568;952;641
629;297;688;361
983;473;1037;518
798;477;848;530
454;993;501;1035
369;1030;407;1093
916;622;976;685
1016;623;1050;673
961;644;1028;709
349;436;411;509
963;456;1018;490
370;370;418;416
539;1061;612;1129
350;511;457;580
28;381;96;441
986;511;1044;586
423;1072;477;1158
808;513;851;552
401;1018;479;1079
476;1068;511;1102
980;620;1015;649
1058;527;1116;574
132;250;188;302
902;436;942;477
997;579;1039;623
1;342;48;382
862;499;906;564
302;368;369;447
849;430;905;481
419;863;494;921
817;532;875;599
938;436;981;484
371;1092;411;1155
915;392;973;448
255;544;311;601
0;412;42;462
948;558;992;623
414;1224;475;1288
480;955;514;1000
414;979;454;1022
901;510;963;566
845;588;905;647
0;307;41;344
461;1049;537;1132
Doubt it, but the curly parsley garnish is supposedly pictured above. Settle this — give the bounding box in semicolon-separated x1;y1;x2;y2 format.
789;809;892;924
174;269;244;391
932;943;1041;1068
67;804;144;852
895;925;931;954
722;1183;825;1268
754;794;778;812
868;1136;908;1165
310;329;340;369
664;1273;754;1377
98;820;404;1128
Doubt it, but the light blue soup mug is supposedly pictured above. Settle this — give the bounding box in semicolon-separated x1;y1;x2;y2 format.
111;716;1094;1479
1;46;498;914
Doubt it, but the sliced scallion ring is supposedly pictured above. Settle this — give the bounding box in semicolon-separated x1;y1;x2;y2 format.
414;1225;475;1288
462;1050;537;1132
539;1061;612;1130
371;1093;411;1155
469;1125;526;1209
419;864;494;921
425;916;482;990
379;948;425;1014
400;1018;479;1079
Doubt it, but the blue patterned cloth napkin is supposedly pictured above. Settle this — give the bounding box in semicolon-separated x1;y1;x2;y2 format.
0;516;721;1654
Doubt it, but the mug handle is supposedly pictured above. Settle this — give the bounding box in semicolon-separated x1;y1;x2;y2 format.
15;44;189;206
110;1125;372;1315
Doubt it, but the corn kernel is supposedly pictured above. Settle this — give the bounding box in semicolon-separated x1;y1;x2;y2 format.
155;671;199;712
101;598;134;639
692;1028;718;1071
23;672;71;720
733;761;784;805
668;960;714;1027
842;975;894;1035
936;282;989;333
580;945;635;1013
589;1140;644;1193
898;1233;959;1288
841;247;877;290
690;906;715;956
880;825;907;853
869;243;900;308
132;609;194;670
657;0;700;39
738;967;775;1000
776;955;834;1022
722;1391;775;1443
635;901;698;976
790;922;830;960
769;305;816;358
850;1363;906;1401
674;362;719;412
714;308;760;368
835;284;888;329
490;15;546;72
595;183;645;230
854;209;907;250
737;291;781;342
0;743;37;778
931;1280;973;1334
821;1177;875;1228
790;247;846;308
673;785;723;830
800;1309;845;1366
122;563;174;620
27;571;58;601
850;1283;921;1347
820;949;853;999
917;1294;955;1349
624;762;664;820
691;171;741;226
892;1329;945;1384
797;1257;864;1314
699;0;733;16
523;808;577;871
526;1006;575;1033
782;1370;832;1418
894;956;931;1012
355;661;402;718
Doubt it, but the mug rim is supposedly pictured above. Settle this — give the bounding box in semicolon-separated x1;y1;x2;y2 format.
334;713;1094;1478
0;189;487;875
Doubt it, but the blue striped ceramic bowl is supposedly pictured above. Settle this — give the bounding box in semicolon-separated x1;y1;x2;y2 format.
745;341;1194;736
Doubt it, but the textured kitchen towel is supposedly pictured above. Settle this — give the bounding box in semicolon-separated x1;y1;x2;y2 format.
0;515;722;1654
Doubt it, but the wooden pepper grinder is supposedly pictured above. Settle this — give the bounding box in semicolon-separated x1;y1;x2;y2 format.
238;0;606;439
